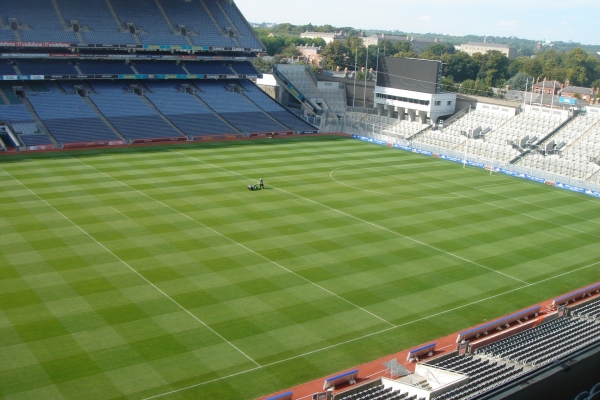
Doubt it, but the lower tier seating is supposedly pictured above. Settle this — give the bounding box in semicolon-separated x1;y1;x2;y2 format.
0;79;313;144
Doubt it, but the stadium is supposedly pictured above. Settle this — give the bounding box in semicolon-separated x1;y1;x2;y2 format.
0;2;599;400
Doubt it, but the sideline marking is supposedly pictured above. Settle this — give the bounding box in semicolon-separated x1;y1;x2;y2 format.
143;257;600;399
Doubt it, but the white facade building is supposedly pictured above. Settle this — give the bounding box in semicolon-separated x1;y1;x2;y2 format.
299;31;345;44
374;86;456;124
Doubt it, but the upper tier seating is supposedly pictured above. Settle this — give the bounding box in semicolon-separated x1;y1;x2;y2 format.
89;81;182;140
132;61;186;75
218;1;262;48
0;104;35;124
78;61;135;75
111;0;188;46
230;62;259;75
0;0;79;42
0;0;261;48
57;0;136;44
0;62;16;76
28;93;120;144
0;29;16;41
195;80;289;133
158;0;235;47
185;62;234;75
145;81;236;136
18;60;78;76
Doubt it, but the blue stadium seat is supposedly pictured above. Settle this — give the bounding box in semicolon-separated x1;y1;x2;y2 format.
28;93;120;144
195;80;289;134
0;0;260;48
185;63;234;75
230;62;259;75
18;60;78;76
89;81;182;140
0;62;17;76
158;0;235;47
132;61;186;75
239;81;317;132
144;81;237;136
78;61;135;75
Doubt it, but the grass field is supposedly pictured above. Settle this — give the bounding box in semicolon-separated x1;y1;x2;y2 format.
1;136;599;400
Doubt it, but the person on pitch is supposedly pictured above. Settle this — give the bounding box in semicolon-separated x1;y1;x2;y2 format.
259;178;264;189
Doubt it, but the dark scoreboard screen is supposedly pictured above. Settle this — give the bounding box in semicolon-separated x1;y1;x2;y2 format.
376;57;442;94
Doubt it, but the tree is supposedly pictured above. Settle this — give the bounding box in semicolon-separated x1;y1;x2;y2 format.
521;58;543;79
459;80;494;97
506;72;533;91
321;40;349;70
440;76;458;92
392;41;412;54
443;51;479;82
252;57;273;73
422;42;456;57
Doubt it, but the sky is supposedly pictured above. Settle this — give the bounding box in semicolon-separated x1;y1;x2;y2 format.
235;0;600;45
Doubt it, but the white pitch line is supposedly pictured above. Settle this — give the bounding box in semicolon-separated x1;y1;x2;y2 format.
65;154;395;329
110;206;131;219
143;257;600;400
299;143;600;241
165;149;528;285
0;166;260;368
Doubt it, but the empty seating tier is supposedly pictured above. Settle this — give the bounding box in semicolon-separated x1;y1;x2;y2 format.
89;82;181;141
195;81;289;134
0;0;262;49
28;93;120;144
144;81;236;136
239;81;317;132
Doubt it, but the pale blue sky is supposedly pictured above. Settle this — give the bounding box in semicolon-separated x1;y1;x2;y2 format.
235;0;600;45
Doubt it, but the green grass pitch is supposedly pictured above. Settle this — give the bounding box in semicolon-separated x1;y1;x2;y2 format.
0;136;599;400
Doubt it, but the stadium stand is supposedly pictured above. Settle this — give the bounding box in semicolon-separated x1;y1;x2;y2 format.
186;62;234;75
27;93;120;144
317;286;600;400
0;0;312;152
131;61;187;75
239;81;318;132
0;62;16;76
0;0;262;48
274;64;331;115
518;113;600;182
78;60;136;75
230;61;260;76
194;81;290;134
88;81;182;141
144;81;237;136
17;60;78;76
348;112;427;140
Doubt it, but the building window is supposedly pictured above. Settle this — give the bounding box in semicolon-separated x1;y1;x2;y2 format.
434;101;441;106
447;101;452;106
